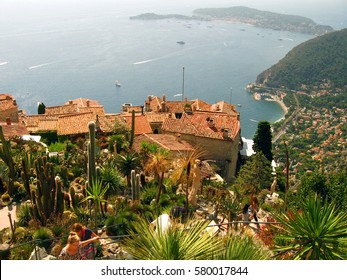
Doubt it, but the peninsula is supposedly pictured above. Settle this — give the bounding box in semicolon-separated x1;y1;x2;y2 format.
130;6;334;35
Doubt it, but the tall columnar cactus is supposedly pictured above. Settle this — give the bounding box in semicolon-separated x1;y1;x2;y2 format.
0;125;16;196
135;173;141;200
88;121;96;188
21;158;31;200
31;156;64;225
131;169;141;201
60;166;69;190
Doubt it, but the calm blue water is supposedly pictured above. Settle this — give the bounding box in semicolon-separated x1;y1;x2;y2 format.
0;0;345;138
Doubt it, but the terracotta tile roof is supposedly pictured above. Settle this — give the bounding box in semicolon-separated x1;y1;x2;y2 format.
212;101;238;115
0;99;17;111
96;114;153;135
0;94;13;101
120;115;153;135
64;98;101;107
97;114;120;133
37;118;58;131
0;123;29;139
24;115;59;133
133;133;194;153
146;112;171;123
145;96;239;115
162;111;240;140
45;104;77;115
191;99;212;111
79;106;105;115
57;112;95;135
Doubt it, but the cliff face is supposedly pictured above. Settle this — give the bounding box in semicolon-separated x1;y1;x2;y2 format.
255;29;347;90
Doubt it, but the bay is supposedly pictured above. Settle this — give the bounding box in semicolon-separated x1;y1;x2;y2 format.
0;0;334;138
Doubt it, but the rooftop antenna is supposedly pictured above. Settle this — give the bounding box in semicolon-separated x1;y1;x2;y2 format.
229;87;232;104
182;66;185;101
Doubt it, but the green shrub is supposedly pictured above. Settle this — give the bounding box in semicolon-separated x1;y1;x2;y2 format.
33;227;53;250
16;203;32;227
105;215;118;236
9;244;33;260
48;142;65;152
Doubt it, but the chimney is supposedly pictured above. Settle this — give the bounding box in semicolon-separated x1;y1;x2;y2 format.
161;101;166;112
148;95;152;101
162;95;166;102
13;99;17;106
86;100;90;107
69;100;73;105
6;118;11;125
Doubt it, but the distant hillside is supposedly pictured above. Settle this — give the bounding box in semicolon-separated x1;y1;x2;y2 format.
256;29;347;90
129;13;207;21
193;6;333;35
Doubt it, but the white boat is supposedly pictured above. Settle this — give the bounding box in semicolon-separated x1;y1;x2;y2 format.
115;80;121;87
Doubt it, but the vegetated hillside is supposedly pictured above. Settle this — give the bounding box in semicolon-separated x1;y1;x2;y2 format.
193;6;333;35
256;29;347;90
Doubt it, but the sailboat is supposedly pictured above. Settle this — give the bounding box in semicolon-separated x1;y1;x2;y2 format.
115;80;121;87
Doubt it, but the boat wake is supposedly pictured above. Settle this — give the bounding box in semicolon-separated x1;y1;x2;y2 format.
249;119;259;123
28;62;55;70
133;59;157;65
0;61;8;66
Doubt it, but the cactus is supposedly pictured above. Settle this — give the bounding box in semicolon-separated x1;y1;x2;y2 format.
69;186;76;208
130;169;141;201
30;156;64;225
0;125;16;196
136;173;141;200
60;166;69;190
87;121;96;188
21;158;32;201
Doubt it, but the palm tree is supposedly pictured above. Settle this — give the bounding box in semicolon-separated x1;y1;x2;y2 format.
123;217;222;260
116;152;140;193
274;194;347;259
144;148;171;204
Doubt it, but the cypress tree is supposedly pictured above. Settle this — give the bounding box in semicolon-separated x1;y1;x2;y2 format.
253;121;273;162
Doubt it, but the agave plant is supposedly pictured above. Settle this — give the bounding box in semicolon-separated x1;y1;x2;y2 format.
123;218;222;260
274;194;347;260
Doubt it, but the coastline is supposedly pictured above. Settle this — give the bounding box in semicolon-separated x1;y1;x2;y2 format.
251;90;288;122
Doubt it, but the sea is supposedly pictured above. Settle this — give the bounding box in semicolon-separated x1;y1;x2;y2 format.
0;0;346;139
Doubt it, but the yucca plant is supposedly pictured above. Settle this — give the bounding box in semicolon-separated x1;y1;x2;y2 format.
81;177;109;228
123;218;222;260
221;234;272;260
274;194;347;260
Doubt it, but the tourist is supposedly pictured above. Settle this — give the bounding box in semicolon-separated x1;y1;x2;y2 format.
250;196;260;230
72;223;100;259
241;204;251;226
58;231;99;260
